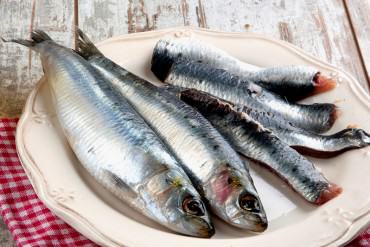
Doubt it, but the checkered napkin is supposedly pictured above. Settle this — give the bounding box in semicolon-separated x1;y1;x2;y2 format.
0;118;368;247
0;118;98;247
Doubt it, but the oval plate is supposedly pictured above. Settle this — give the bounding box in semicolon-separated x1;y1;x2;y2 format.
16;27;370;247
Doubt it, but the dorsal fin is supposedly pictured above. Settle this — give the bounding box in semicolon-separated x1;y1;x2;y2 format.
75;28;103;59
31;30;52;43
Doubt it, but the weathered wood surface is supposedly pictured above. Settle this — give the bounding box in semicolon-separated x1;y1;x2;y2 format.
1;0;369;117
0;218;16;247
1;0;370;118
344;0;370;84
79;0;369;92
0;0;74;117
0;1;370;245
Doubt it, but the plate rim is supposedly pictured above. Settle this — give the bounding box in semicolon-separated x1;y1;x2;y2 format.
15;26;370;247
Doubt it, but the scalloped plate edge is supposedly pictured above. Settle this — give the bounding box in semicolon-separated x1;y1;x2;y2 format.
15;27;370;247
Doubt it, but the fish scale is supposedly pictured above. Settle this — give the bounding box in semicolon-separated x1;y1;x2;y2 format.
177;89;342;204
75;29;268;232
151;37;336;101
237;104;370;157
163;61;337;134
5;30;214;238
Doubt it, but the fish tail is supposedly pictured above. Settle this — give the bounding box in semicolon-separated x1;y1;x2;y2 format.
332;128;370;145
314;183;342;205
1;29;52;48
361;129;370;144
75;28;103;59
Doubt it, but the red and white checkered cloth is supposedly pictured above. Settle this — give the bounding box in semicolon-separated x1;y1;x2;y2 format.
0;118;98;247
0;118;368;246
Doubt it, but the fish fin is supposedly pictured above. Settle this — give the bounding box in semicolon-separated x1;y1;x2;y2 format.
103;169;137;199
31;30;52;43
1;29;52;48
75;28;103;59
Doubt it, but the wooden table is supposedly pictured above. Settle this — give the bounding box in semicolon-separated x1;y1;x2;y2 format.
0;0;369;245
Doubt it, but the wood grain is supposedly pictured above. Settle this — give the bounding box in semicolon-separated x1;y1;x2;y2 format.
198;0;369;90
0;1;369;245
0;1;35;117
344;0;370;86
0;218;16;247
1;0;369;116
79;0;369;90
0;0;74;117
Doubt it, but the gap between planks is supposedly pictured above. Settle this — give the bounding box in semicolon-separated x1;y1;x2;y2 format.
74;0;79;49
72;0;370;90
343;0;370;88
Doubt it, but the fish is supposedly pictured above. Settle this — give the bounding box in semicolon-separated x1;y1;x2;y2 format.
235;104;370;158
166;85;370;158
75;29;268;232
176;88;342;204
151;37;336;101
4;30;215;237
160;60;337;134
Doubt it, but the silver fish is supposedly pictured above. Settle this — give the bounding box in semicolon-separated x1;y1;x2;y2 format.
236;105;370;158
75;29;268;232
162;61;337;133
151;37;337;101
177;89;342;205
166;84;370;158
5;30;214;237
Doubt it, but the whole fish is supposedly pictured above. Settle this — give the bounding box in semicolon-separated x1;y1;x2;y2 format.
5;31;215;237
151;37;336;101
75;29;268;232
236;104;370;158
161;61;337;134
177;89;342;204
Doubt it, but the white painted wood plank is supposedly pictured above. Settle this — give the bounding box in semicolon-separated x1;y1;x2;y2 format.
79;0;369;93
0;1;35;117
345;0;370;86
199;0;368;91
0;0;74;117
1;0;368;117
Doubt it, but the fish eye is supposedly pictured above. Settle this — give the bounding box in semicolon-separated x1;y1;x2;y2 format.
239;193;260;213
182;197;205;216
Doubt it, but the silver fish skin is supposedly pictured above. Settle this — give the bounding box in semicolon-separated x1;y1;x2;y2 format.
151;37;336;101
178;89;343;205
7;30;215;237
167;85;370;158
163;61;337;133
75;29;268;232
237;105;370;158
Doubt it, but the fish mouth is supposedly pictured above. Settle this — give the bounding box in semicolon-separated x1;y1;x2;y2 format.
225;191;268;232
228;210;268;232
183;215;215;238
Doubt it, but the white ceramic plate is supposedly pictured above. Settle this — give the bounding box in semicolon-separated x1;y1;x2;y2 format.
16;27;370;247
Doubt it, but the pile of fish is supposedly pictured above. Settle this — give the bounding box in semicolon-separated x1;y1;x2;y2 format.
4;29;370;238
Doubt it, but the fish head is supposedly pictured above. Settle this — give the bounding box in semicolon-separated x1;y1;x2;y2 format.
229;190;268;232
177;189;215;238
148;169;214;238
208;165;267;232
